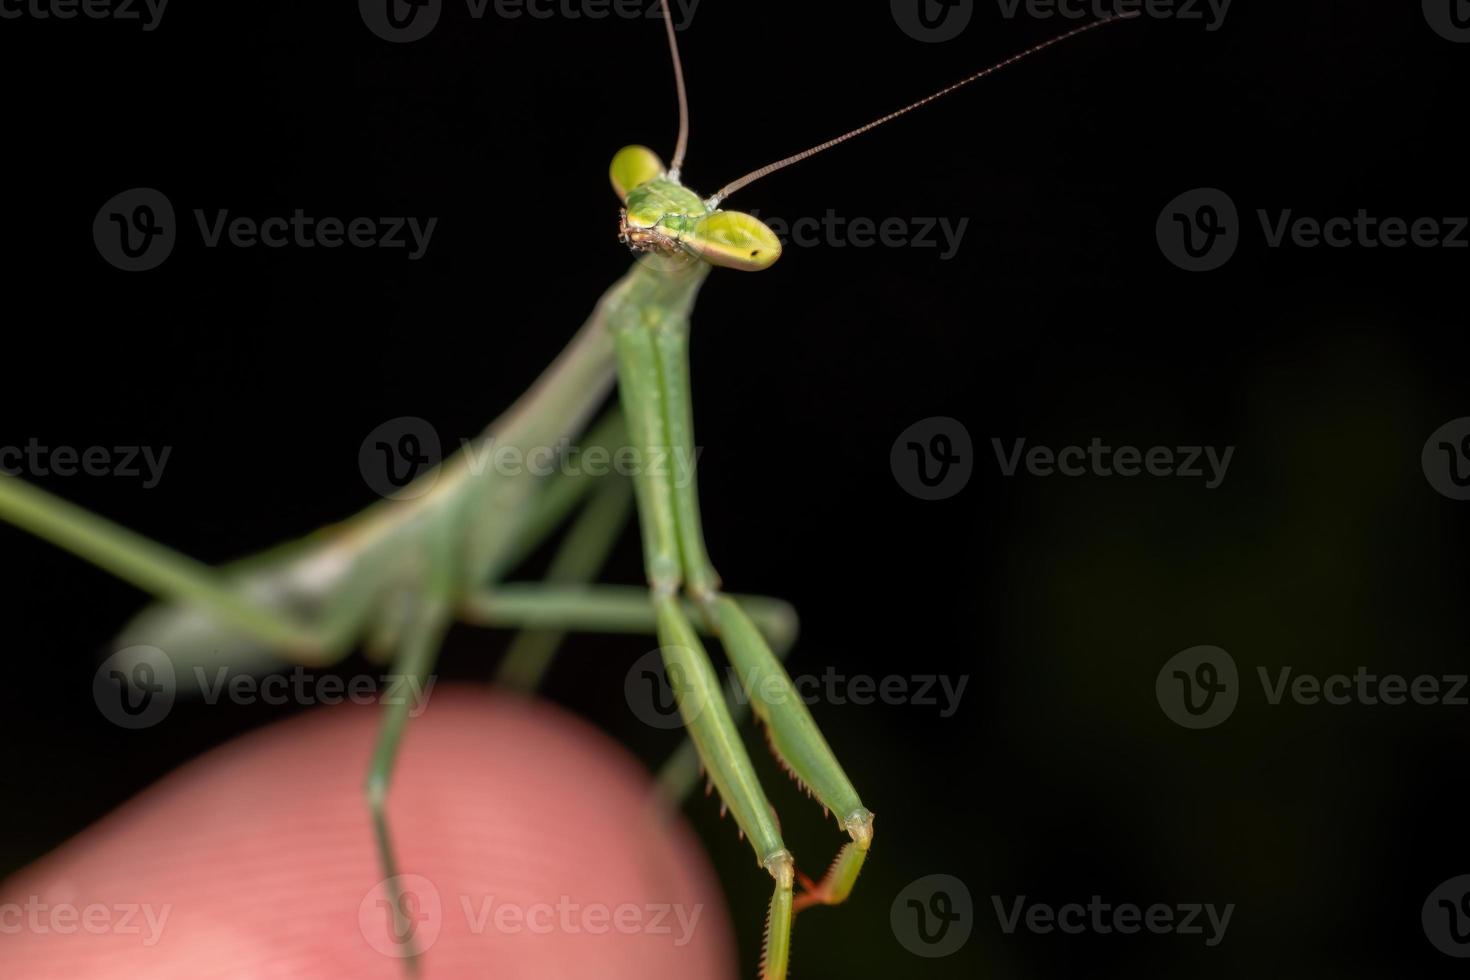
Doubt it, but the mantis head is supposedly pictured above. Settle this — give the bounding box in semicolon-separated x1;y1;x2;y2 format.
611;145;782;273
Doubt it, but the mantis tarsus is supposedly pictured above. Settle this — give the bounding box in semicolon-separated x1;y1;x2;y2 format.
0;5;1133;976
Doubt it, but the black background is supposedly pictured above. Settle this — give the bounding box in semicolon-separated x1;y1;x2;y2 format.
1;1;1467;976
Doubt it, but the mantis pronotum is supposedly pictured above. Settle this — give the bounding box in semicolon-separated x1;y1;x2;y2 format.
0;4;1132;976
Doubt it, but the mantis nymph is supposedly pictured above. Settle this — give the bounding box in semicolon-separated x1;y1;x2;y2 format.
0;4;1132;976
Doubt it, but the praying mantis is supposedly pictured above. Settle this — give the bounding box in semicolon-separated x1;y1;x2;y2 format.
0;4;1133;976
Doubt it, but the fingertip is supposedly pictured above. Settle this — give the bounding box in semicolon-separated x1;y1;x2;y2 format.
1;686;736;980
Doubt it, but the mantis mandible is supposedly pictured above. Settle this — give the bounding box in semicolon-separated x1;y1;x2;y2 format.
0;4;1133;976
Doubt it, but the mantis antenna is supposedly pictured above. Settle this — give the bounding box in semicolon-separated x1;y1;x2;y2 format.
706;12;1140;207
660;0;691;180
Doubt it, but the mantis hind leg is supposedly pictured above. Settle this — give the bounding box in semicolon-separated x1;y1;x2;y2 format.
652;599;796;804
0;474;355;662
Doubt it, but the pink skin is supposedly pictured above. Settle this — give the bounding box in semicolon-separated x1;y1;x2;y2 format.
0;686;737;979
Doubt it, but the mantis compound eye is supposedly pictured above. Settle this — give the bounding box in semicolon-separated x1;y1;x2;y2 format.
684;211;783;271
610;145;666;202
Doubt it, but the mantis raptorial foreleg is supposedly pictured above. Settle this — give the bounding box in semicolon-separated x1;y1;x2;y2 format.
652;600;797;805
644;283;875;899
597;244;871;977
605;259;831;978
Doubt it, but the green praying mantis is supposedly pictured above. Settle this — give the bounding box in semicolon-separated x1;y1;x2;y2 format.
0;4;1134;976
